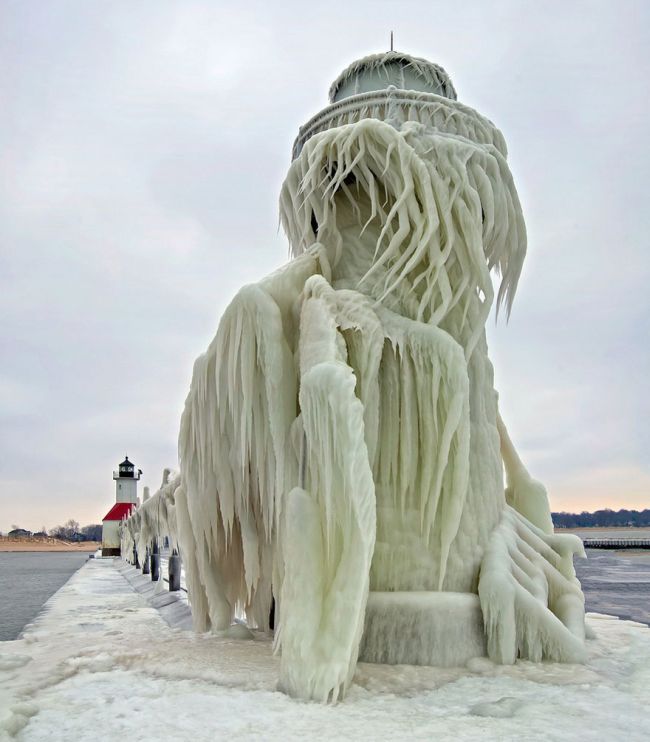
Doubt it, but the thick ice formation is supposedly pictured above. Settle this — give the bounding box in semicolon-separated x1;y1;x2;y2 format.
122;51;587;702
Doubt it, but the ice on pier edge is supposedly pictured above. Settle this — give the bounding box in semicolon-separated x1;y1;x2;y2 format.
122;52;588;702
2;562;649;740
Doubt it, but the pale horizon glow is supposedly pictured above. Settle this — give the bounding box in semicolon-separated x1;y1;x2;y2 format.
1;0;649;531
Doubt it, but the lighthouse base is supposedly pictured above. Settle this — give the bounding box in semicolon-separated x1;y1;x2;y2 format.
102;547;121;557
358;591;487;667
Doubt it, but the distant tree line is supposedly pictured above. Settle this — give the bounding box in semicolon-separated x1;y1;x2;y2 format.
3;520;102;541
6;511;649;538
552;509;650;528
49;520;102;541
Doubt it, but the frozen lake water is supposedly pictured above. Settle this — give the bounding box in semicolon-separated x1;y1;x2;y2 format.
576;549;650;626
0;552;90;640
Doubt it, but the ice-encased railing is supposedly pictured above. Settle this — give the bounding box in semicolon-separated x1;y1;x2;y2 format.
479;505;586;664
120;469;181;570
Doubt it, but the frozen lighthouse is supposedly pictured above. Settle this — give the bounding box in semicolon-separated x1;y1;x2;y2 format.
123;49;589;703
101;456;140;556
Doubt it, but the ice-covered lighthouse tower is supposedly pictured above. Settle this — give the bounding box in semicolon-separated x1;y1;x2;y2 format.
176;50;588;702
101;456;140;556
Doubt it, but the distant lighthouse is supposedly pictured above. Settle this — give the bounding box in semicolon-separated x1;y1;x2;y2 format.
101;456;141;556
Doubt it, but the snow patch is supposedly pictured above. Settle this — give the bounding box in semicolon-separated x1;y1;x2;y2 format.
66;653;116;674
470;695;522;718
0;655;32;672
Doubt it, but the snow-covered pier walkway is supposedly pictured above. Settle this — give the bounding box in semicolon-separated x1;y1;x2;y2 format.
1;558;650;741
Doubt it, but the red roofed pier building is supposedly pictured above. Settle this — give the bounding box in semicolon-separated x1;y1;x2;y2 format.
101;456;141;556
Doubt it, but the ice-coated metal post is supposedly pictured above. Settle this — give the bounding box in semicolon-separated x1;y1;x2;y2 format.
168;548;181;591
142;546;150;574
150;539;160;581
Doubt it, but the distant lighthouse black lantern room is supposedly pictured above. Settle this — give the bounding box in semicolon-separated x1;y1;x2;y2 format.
117;456;139;479
101;456;141;556
113;456;142;501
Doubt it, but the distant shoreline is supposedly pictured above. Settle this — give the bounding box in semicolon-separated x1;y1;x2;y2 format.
2;527;649;550
0;537;100;552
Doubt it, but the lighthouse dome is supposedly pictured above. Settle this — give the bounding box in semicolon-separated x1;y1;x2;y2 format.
290;50;492;161
328;51;457;103
118;456;135;477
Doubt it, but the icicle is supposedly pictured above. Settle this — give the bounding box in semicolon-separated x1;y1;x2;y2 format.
279;277;376;701
497;413;555;534
280;118;525;357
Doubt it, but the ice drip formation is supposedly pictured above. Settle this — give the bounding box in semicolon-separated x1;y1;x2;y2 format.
122;51;587;702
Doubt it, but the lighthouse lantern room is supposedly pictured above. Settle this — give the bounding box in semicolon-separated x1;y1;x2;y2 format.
113;456;141;503
101;456;141;556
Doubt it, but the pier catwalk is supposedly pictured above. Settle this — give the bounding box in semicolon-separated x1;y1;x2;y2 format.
1;558;649;740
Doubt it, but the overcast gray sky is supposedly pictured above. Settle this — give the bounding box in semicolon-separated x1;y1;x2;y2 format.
1;0;649;531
